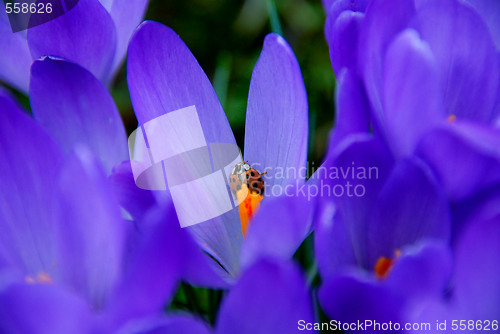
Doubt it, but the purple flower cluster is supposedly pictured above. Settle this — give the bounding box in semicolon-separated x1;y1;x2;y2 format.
319;0;500;330
0;0;499;332
0;0;150;92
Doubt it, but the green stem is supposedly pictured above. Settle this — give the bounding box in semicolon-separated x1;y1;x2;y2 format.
266;0;283;35
213;52;232;109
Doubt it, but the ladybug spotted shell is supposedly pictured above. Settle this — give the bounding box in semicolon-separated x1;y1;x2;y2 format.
229;168;265;197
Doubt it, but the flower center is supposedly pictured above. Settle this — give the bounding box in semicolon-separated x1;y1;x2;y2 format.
25;272;53;284
374;249;401;279
447;114;457;123
236;184;263;237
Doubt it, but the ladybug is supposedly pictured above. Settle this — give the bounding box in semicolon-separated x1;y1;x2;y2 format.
229;161;266;197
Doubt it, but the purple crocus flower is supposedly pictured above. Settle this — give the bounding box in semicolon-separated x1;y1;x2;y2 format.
314;0;500;329
0;0;150;92
110;258;316;334
29;57;128;174
0;63;224;333
314;133;452;332
125;21;312;280
414;214;500;331
325;0;500;204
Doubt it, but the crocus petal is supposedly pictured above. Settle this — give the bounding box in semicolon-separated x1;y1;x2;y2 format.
109;0;149;73
326;9;364;76
367;158;451;267
452;185;500;239
454;215;500;319
465;0;500;50
0;35;31;92
414;0;499;122
55;147;126;308
0;12;31;92
321;0;334;12
414;301;462;334
322;0;369;14
321;134;394;269
319;275;404;334
98;0;113;11
244;33;308;190
0;283;91;334
385;241;452;304
186;210;243;278
104;202;228;332
109;161;158;221
410;224;495;327
172;213;234;288
240;193;313;269
494;64;500;121
127;21;234;145
359;0;415;119
315;201;357;280
319;243;452;333
0;266;24;292
181;243;235;288
328;69;370;149
27;0;117;84
0;89;64;277
382;29;444;157
30;58;128;174
127;21;244;276
103;205;184;330
215;259;315;334
416;121;500;202
117;315;212;334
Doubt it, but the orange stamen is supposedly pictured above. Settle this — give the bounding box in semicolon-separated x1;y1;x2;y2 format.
25;272;53;284
447;114;457;123
374;249;401;279
237;185;263;237
375;257;395;279
37;272;52;284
